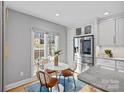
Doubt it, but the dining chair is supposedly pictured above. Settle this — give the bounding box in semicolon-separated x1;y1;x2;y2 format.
60;62;77;91
36;70;60;92
41;59;57;75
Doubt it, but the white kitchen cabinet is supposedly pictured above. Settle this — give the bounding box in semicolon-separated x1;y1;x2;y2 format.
116;60;124;70
116;17;124;46
96;58;115;68
98;19;116;46
96;58;124;71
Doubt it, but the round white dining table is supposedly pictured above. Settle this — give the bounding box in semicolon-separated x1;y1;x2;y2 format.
44;62;70;92
44;62;70;71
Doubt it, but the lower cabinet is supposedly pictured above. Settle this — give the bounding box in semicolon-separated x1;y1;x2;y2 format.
75;58;124;73
96;58;115;67
116;61;124;70
96;58;124;70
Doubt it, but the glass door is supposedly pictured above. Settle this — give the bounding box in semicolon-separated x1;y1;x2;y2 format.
32;31;44;76
31;30;58;76
33;32;44;60
47;34;55;62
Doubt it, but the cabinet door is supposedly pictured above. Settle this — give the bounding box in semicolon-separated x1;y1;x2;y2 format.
98;19;116;46
116;17;124;46
96;58;115;68
116;61;124;70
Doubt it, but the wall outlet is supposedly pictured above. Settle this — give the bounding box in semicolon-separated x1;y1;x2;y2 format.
20;72;24;76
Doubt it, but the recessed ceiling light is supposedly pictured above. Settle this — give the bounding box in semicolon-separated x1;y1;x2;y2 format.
104;12;110;16
56;13;60;16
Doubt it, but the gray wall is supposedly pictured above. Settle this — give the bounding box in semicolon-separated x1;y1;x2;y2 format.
5;9;67;85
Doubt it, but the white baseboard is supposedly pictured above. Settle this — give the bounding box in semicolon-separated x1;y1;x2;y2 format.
5;77;37;91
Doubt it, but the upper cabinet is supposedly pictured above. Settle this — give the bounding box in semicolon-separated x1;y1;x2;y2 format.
98;16;124;46
98;19;116;46
116;17;124;46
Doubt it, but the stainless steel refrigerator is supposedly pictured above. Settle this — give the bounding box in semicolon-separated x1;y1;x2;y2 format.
73;35;94;73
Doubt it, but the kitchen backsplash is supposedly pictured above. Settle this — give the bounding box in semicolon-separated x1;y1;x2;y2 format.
96;46;124;58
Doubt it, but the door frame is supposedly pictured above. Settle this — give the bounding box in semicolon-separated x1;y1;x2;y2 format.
0;1;4;91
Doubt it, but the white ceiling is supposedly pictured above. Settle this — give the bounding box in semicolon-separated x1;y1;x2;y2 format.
5;1;124;27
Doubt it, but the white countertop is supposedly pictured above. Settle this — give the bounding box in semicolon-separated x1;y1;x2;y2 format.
96;56;124;61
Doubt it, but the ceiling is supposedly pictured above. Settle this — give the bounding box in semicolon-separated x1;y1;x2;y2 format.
5;1;124;27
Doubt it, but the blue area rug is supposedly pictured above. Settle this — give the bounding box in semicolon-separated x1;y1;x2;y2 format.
25;76;86;92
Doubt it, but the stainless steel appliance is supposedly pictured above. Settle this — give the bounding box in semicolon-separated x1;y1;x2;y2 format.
73;35;94;73
82;36;93;57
